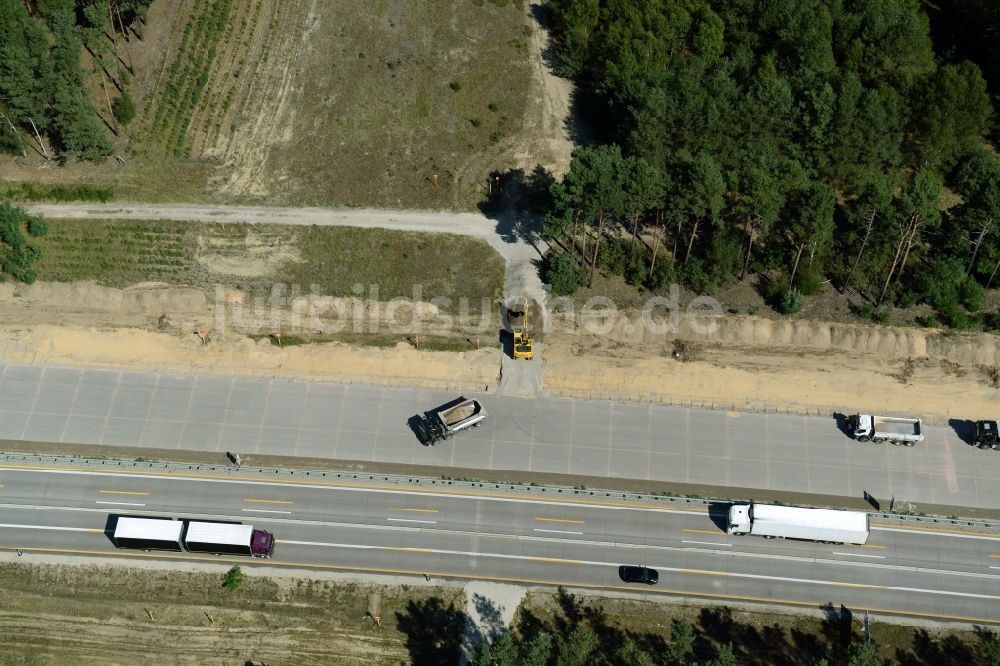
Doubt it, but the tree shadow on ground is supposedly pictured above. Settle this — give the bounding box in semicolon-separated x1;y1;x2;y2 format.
698;605;831;666
478;166;552;256
395;596;467;666
894;628;978;666
472;592;506;642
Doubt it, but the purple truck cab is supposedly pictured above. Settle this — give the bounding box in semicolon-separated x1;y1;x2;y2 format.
251;529;276;558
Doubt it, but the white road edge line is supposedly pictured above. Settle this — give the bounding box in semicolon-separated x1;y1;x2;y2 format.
241;508;292;515
387;518;437;525
682;540;733;548
534;528;584;535
833;552;886;559
95;501;145;507
280;540;999;601
871;526;1000;542
0;523;93;532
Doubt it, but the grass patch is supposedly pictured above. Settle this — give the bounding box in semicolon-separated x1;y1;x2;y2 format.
0;182;114;202
33;219;505;307
0;561;464;664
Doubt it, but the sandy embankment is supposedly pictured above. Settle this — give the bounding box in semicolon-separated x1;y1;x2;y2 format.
4;281;1000;421
1;325;500;391
542;311;1000;423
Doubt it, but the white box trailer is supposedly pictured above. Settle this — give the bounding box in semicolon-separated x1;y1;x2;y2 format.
113;517;184;551
184;521;275;557
852;414;923;446
727;503;870;544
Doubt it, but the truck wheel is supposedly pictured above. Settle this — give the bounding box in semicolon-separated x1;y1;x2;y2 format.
857;436;870;443
873;438;884;444
905;441;914;447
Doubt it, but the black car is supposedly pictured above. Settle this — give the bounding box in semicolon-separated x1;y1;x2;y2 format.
619;565;658;585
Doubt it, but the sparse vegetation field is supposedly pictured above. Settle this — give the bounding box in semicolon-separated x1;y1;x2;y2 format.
32;219;505;306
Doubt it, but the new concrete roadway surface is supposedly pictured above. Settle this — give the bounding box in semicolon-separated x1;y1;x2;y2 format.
1;363;999;510
0;461;997;624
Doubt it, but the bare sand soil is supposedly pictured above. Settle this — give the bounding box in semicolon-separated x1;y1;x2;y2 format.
3;274;1000;422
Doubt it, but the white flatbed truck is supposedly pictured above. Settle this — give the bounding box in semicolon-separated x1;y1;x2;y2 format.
727;503;870;544
851;414;923;446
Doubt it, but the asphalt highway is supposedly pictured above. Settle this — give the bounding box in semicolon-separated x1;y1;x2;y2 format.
0;462;997;624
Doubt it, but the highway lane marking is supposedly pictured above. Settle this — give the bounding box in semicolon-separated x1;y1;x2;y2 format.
989;554;1000;558
389;508;439;513
98;490;149;496
0;465;711;515
241;508;292;514
3;503;998;583
534;528;584;535
535;517;585;524
833;552;886;560
243;498;293;505
861;544;886;549
387;518;437;525
682;540;733;548
272;540;998;601
95;501;145;507
530;557;583;565
0;523;95;532
2;545;996;625
872;524;1000;540
684;529;725;536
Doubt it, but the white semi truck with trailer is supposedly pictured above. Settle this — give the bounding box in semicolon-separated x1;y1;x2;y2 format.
851;414;923;446
726;503;870;544
112;517;275;557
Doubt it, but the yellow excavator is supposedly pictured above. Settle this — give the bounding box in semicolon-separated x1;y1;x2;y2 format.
509;297;534;360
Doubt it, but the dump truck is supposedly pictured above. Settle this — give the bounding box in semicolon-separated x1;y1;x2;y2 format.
419;397;487;444
974;420;1000;450
851;414;923;446
727;503;870;544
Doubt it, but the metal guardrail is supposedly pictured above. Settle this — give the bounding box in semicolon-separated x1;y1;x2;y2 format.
2;452;998;531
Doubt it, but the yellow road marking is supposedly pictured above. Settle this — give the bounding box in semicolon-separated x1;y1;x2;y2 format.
243;498;293;505
0;463;707;513
390;508;440;513
683;569;732;577
535;517;585;525
990;554;1000;559
873;523;1000;538
831;582;883;590
86;529;104;533
861;544;886;549
727;412;741;418
683;529;724;536
1;545;996;625
530;557;583;565
98;490;149;496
